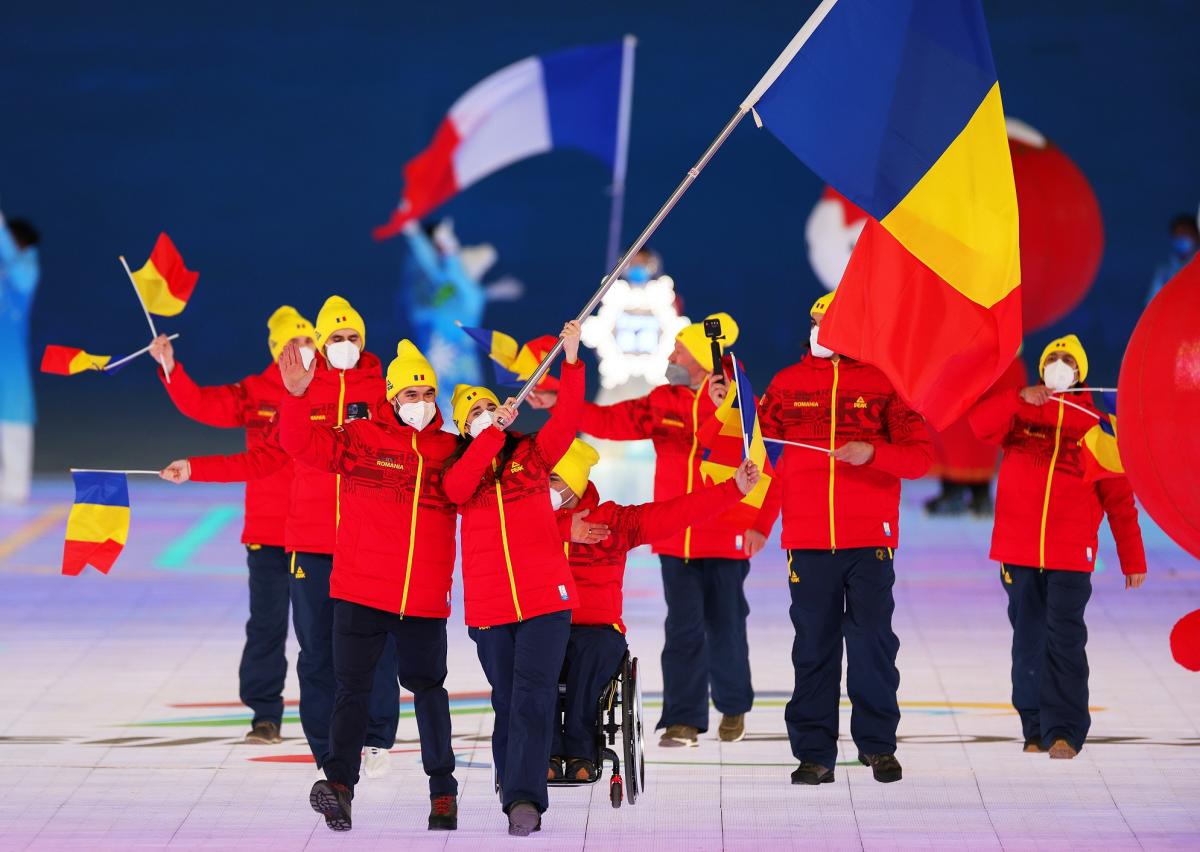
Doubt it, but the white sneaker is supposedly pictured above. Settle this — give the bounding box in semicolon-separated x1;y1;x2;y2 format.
362;747;391;779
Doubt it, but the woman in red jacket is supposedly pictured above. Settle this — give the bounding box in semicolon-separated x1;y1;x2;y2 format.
547;438;759;781
160;296;401;776
148;306;314;745
441;321;582;837
970;334;1147;760
276;338;460;833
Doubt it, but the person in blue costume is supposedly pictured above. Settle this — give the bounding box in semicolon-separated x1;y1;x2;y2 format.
397;218;521;426
1146;212;1198;305
0;208;40;504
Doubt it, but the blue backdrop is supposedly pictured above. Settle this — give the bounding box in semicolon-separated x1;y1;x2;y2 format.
2;0;1197;469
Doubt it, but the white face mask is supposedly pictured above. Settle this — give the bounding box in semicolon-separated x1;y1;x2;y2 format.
549;487;566;511
325;340;361;371
396;400;435;431
298;346;316;370
809;326;835;359
1043;360;1076;393
468;410;494;438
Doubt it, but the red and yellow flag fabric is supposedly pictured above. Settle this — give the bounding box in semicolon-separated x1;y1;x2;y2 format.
754;0;1020;429
459;324;561;391
131;232;199;316
63;472;130;575
40;345;111;375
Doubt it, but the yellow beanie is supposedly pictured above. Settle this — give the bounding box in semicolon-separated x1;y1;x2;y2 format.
811;292;836;318
675;312;740;372
451;384;500;435
553;438;601;499
266;306;316;362
1039;334;1089;383
385;339;437;400
315;295;366;349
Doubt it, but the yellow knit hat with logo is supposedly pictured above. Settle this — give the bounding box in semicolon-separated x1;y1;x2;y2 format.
1039;334;1089;383
553;438;601;499
451;384;500;435
266;306;316;362
385;339;438;400
675;312;740;372
315;295;366;349
811;292;836;319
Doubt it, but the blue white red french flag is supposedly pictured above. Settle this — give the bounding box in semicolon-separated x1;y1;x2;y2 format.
374;37;635;240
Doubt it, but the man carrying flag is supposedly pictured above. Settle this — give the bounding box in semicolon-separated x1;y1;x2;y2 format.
969;335;1146;759
758;294;932;785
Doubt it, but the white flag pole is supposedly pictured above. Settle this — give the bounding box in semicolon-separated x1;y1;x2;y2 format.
605;34;637;273
1056;397;1102;421
505;2;837;416
764;436;833;455
729;353;752;459
118;255;171;383
104;333;180;372
69;468;162;475
1055;387;1117;394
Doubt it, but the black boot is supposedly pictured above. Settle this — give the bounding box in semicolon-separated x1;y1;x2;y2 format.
968;483;994;517
859;752;903;783
428;794;457;830
790;762;834;785
310;780;353;831
925;481;967;516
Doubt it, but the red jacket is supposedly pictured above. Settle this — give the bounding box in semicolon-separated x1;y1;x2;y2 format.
188;352;387;555
758;355;933;550
555;478;745;632
159;361;290;547
969;390;1146;574
580;380;772;560
278;392;458;617
443;360;584;627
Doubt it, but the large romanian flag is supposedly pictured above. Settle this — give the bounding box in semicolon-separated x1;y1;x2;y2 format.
1079;391;1123;481
63;472;130;576
40;345;111;375
754;0;1020;429
459;324;561;390
698;357;781;528
131;232;199;316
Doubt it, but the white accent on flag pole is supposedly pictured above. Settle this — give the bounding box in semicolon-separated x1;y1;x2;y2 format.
729;352;752;458
69;469;161;475
1056;397;1102;421
118;255;171;384
605;34;637;271
740;0;840;110
764;436;832;455
104;333;180;372
1055;387;1117;394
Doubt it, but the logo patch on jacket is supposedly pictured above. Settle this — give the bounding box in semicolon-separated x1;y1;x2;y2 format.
854;396;867;409
376;458;404;471
510;461;525;474
558;584;569;601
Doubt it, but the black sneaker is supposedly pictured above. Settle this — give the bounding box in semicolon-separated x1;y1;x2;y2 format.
968;486;994;518
547;756;564;781
790;762;834;785
507;801;541;836
310;780;352;831
565;757;596;782
859;752;903;783
428;794;457;830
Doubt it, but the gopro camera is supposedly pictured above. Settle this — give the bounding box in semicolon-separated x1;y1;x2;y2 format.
345;402;371;421
703;317;724;340
704;317;725;377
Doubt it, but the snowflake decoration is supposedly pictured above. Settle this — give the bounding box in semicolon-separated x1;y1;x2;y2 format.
581;275;690;389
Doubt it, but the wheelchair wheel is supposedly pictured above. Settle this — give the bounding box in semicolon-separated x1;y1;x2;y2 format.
609;774;623;808
621;655;645;804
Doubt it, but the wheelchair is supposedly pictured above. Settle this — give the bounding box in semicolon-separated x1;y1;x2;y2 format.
548;650;646;807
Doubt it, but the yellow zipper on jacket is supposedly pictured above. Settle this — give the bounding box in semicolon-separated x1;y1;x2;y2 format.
1038;399;1065;568
828;360;840;552
399;431;423;616
682;378;704;561
334;370;347;527
493;459;523;621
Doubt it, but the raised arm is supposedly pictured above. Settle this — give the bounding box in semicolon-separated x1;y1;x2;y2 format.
579;394;655;440
277;390;343;474
968;388;1022;445
534;321;585;466
443;427;506;504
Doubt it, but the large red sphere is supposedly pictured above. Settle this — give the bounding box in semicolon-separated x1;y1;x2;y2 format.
1170;609;1200;672
1117;257;1200;559
1009;126;1105;332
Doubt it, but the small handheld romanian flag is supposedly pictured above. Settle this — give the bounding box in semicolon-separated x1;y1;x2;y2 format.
131;232;199;316
40;345;111;375
698;356;781;527
459;324;561;390
63;472;130;575
1079;391;1123;481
